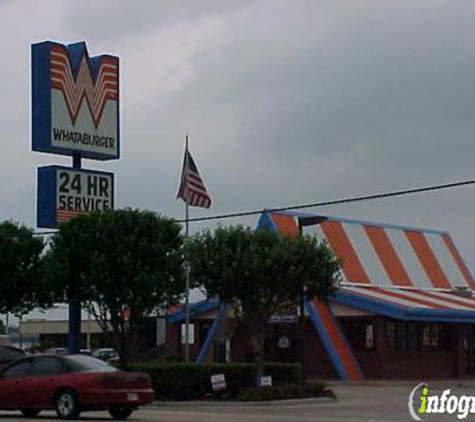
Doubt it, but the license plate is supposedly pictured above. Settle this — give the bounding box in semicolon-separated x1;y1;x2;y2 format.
127;393;139;401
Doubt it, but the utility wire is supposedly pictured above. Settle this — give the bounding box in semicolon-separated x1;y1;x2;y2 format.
33;178;475;235
176;179;475;223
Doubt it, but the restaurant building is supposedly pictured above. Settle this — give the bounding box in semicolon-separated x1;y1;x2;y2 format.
167;211;475;380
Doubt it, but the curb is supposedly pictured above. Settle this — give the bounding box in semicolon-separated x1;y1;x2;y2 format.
154;396;335;408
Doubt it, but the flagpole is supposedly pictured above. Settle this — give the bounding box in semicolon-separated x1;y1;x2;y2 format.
184;134;191;363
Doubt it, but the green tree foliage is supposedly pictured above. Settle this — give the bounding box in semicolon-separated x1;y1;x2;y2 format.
44;209;184;364
187;226;340;375
0;221;47;316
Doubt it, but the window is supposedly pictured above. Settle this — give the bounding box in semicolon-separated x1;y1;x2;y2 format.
2;359;31;378
390;322;418;351
388;321;418;351
396;322;407;350
65;355;118;373
365;325;374;349
0;347;24;364
30;357;68;376
386;320;452;351
214;339;230;363
407;323;418;350
422;323;440;348
341;319;376;351
387;321;396;351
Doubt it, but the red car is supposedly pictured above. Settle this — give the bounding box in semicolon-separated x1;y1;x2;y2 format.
0;354;154;420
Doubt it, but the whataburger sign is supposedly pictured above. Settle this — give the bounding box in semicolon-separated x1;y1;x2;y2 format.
33;41;120;228
32;41;119;160
37;166;114;229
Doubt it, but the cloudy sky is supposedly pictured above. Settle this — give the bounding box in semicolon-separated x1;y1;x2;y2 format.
2;0;475;278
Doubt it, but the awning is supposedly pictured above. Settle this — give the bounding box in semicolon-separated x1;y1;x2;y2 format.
332;286;475;323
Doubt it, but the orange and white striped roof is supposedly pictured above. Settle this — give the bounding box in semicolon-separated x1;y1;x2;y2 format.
264;211;475;292
341;285;475;311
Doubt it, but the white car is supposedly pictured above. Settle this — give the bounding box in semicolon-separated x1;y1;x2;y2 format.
92;348;119;362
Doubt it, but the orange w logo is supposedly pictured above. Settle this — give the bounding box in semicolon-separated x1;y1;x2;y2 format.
50;44;118;128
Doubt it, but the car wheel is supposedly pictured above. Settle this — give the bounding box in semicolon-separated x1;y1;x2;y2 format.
21;409;41;418
54;389;81;420
108;406;133;420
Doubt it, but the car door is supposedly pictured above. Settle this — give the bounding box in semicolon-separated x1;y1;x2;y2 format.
28;356;71;407
0;358;32;409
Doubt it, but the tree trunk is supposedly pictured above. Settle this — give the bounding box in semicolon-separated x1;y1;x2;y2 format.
118;331;128;369
251;327;266;385
111;319;128;369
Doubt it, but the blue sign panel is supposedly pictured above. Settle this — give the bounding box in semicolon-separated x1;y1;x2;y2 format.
37;166;114;228
32;41;120;160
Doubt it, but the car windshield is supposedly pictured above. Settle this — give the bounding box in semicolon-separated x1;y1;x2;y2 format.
65;355;119;373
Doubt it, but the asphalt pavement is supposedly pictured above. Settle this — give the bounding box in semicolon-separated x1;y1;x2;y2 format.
0;382;470;421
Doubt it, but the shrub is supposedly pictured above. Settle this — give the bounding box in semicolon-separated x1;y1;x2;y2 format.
157;354;185;363
129;362;302;400
237;382;333;402
263;363;303;385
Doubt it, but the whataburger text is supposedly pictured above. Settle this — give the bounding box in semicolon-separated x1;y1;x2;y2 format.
52;128;116;151
57;169;113;213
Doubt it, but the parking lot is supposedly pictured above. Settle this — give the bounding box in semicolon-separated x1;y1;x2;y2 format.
1;382;470;421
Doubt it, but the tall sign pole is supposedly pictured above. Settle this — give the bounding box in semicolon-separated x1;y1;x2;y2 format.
32;41;120;353
68;154;82;353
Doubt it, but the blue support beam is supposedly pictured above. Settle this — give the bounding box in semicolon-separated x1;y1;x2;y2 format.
196;303;227;363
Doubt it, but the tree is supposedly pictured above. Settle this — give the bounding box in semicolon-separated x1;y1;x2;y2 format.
187;225;340;376
44;209;184;365
0;221;47;316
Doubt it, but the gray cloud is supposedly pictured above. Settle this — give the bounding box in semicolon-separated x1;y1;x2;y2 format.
1;0;475;270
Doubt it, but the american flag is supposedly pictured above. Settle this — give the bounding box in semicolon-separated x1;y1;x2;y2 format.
177;148;212;208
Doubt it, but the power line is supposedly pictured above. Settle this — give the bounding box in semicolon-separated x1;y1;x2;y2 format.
176;179;475;223
32;178;475;234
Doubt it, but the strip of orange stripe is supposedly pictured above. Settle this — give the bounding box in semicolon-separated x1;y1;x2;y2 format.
364;226;413;287
57;214;82;217
442;234;475;290
314;300;354;379
371;287;448;309
271;213;299;236
351;286;475;311
315;300;363;380
57;211;84;216
405;231;452;289
321;221;371;284
346;287;409;308
420;291;475;311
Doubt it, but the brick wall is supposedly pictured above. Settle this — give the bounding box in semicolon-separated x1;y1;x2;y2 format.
166;316;468;380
